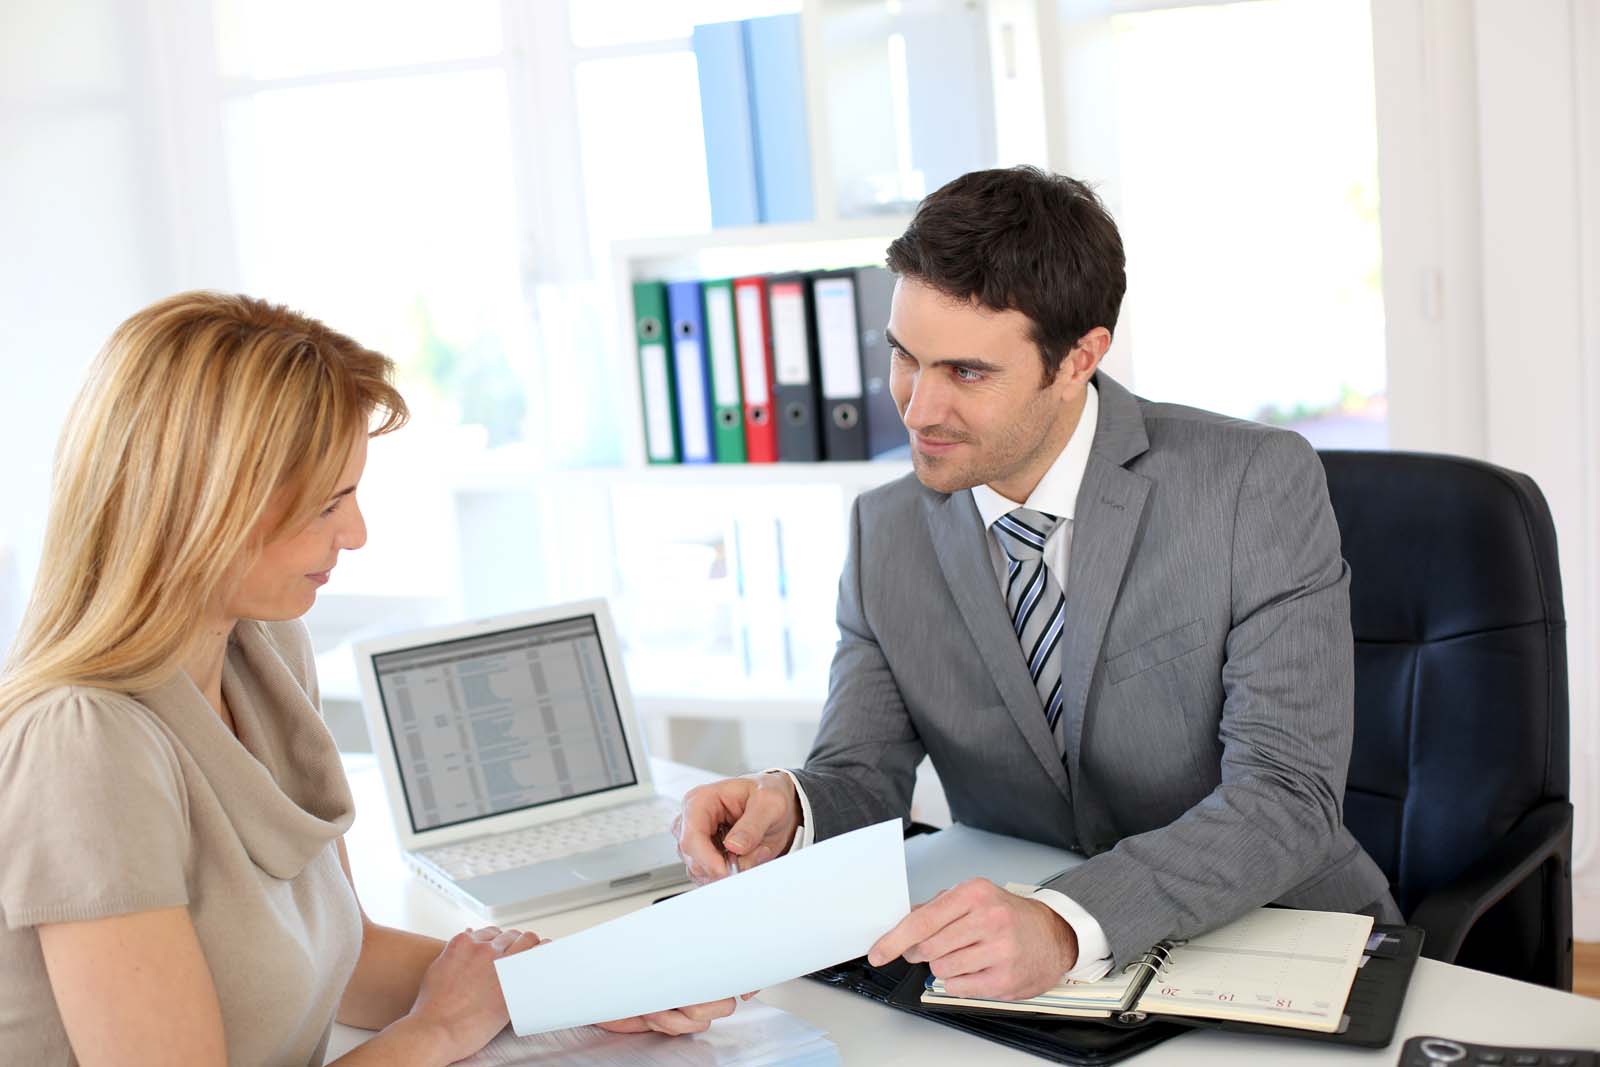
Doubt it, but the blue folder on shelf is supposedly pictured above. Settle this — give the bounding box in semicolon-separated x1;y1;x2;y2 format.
692;22;761;229
693;14;813;227
667;281;715;465
746;14;813;224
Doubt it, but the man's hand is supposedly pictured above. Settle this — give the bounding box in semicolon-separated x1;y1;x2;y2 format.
866;879;1079;1001
672;772;801;884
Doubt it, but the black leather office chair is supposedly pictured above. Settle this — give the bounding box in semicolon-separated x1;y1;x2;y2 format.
1320;451;1573;990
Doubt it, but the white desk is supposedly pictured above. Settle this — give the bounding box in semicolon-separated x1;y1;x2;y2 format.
329;754;1600;1064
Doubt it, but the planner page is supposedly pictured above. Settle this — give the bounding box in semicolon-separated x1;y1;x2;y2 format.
1133;907;1374;1032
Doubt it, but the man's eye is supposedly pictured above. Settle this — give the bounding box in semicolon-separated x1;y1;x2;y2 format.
954;367;982;382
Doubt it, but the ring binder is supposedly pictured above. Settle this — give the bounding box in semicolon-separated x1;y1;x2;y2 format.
908;916;1425;1051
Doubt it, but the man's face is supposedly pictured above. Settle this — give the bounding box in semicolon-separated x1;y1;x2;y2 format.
887;277;1085;496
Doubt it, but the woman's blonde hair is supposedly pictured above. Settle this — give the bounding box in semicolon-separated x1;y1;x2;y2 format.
0;291;407;720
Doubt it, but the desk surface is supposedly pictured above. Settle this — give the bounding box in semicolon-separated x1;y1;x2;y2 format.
329;754;1600;1064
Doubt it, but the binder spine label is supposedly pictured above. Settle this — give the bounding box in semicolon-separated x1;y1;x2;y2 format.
814;277;863;399
705;286;742;408
736;284;770;403
674;335;712;462
640;342;675;462
769;282;811;385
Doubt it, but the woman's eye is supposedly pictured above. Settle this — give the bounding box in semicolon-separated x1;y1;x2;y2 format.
321;500;341;518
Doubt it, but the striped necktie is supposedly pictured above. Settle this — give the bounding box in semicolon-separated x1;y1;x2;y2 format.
993;507;1068;740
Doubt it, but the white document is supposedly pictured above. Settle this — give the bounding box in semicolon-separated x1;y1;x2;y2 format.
495;819;909;1035
903;823;1085;904
811;277;863;400
454;1000;837;1067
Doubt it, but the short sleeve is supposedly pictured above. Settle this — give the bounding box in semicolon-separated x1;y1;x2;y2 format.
0;691;191;929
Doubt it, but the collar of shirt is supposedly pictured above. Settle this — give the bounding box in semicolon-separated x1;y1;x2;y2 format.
971;380;1100;530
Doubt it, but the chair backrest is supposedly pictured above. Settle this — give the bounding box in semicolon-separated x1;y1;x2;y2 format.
1319;451;1568;916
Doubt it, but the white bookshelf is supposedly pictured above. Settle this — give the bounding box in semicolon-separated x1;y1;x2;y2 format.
606;215;912;477
549;0;1050;737
453;456;908;495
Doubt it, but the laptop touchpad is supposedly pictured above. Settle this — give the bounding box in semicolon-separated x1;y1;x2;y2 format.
569;833;680;881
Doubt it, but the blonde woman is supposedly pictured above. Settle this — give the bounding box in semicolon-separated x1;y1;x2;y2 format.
0;293;734;1066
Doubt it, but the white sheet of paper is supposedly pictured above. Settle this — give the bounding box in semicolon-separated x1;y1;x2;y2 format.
495;820;909;1035
903;823;1085;904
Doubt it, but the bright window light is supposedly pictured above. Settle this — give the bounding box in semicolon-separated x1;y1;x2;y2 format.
567;0;801;49
1111;0;1387;448
214;0;502;80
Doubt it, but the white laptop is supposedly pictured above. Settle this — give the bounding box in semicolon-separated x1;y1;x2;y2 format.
353;600;688;921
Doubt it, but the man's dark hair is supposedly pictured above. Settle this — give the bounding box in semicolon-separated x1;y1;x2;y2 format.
886;166;1126;384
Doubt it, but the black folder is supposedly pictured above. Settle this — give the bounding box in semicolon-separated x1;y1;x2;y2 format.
767;272;822;462
853;264;908;459
810;269;869;461
809;923;1424;1065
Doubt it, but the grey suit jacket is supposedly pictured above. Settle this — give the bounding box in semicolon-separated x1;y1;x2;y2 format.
791;372;1397;968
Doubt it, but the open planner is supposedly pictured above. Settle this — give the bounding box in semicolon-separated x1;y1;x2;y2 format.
812;824;1425;1064
921;896;1373;1033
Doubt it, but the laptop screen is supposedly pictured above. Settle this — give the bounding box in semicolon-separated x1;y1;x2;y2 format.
370;614;639;834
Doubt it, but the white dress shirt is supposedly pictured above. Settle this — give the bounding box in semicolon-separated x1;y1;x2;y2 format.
775;383;1114;983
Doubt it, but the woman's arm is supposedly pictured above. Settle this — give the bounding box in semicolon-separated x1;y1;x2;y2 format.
40;907;226;1067
334;838;448;1029
41;905;530;1067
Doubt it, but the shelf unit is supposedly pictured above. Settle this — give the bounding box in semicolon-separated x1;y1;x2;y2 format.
606;215;912;475
543;0;1055;741
582;174;915;745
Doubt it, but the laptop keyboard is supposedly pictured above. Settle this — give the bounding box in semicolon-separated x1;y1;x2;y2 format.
420;796;682;881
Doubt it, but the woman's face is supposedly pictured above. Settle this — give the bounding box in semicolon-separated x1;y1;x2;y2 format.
227;432;369;622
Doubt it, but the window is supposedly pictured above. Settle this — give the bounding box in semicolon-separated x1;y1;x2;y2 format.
211;0;819;635
1090;0;1387;447
216;2;537;607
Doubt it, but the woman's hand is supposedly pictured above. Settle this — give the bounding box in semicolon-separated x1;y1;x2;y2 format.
398;926;541;1062
596;996;741;1036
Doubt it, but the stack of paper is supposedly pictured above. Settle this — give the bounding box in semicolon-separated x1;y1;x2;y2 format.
454;1001;838;1067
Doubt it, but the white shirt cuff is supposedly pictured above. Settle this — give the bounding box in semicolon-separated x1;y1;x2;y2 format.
765;769;815;852
1029;887;1115;983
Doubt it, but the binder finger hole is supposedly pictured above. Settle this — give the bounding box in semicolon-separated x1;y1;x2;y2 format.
785;402;808;425
639;316;662;341
832;403;859;429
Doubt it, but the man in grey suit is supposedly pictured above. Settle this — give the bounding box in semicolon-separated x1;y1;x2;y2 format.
674;166;1399;1001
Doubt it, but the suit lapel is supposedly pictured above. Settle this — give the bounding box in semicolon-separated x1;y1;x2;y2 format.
1060;373;1152;791
924;489;1074;805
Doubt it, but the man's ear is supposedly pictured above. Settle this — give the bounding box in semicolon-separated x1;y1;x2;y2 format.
1061;327;1112;386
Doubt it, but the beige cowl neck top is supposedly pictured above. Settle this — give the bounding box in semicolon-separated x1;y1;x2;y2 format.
0;618;362;1066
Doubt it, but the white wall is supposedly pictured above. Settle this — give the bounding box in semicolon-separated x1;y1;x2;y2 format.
0;0;230;603
1373;0;1600;938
